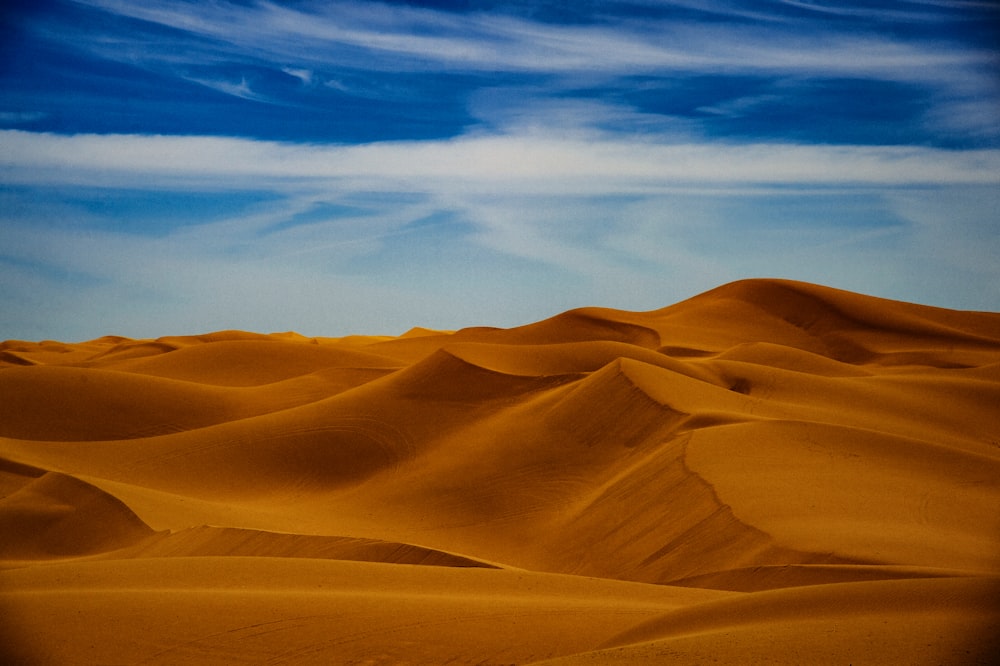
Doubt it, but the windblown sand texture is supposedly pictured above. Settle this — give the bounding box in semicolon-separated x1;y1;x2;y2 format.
2;279;999;664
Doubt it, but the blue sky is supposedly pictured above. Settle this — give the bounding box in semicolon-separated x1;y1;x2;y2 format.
2;0;999;341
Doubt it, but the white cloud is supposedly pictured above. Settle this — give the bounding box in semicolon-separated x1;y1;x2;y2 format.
4;128;997;322
3;130;998;193
66;0;994;83
3;132;998;340
281;67;314;86
924;97;1000;142
183;75;264;102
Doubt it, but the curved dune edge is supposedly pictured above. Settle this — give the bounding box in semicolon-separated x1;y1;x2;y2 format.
0;462;158;560
2;278;1000;663
533;577;1000;665
112;525;501;569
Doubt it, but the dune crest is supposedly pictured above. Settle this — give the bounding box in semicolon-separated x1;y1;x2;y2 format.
2;279;999;664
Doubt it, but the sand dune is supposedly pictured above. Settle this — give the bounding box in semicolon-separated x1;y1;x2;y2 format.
0;461;157;560
2;278;998;664
541;576;1000;664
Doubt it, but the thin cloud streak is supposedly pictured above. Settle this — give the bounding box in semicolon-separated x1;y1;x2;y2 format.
4;131;998;191
66;0;995;80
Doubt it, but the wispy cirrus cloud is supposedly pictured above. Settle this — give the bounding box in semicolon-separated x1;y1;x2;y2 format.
4;0;979;149
183;76;265;102
65;0;996;79
3;127;998;340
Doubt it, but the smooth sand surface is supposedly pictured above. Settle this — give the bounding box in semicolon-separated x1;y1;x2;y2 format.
2;278;999;664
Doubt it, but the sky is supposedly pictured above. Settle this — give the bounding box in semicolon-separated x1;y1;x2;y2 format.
1;0;999;341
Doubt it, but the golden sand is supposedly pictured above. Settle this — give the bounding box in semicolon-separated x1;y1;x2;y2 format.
2;279;998;664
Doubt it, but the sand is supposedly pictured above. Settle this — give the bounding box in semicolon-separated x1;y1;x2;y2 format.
1;278;998;664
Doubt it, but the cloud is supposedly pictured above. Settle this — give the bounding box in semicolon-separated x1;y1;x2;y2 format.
282;67;314;86
5;0;983;149
924;97;1000;142
0;111;48;125
3;126;999;338
184;75;262;102
3;130;998;193
65;0;995;81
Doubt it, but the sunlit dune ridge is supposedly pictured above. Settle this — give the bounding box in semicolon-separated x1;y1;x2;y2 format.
2;278;999;664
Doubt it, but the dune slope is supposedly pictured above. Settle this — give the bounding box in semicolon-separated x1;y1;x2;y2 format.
2;278;999;664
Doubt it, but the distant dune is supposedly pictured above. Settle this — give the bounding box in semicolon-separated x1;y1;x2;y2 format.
2;278;999;664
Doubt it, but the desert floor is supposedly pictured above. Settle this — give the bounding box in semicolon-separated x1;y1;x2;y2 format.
2;278;999;664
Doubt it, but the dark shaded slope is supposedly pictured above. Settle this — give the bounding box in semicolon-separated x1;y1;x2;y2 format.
0;460;158;559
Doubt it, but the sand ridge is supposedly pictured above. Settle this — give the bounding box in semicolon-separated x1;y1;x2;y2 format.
2;278;999;663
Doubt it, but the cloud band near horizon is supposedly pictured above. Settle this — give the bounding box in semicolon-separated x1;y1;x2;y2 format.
3;131;1000;190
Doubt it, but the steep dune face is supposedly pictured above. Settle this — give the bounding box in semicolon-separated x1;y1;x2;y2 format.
2;278;999;664
0;459;158;559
